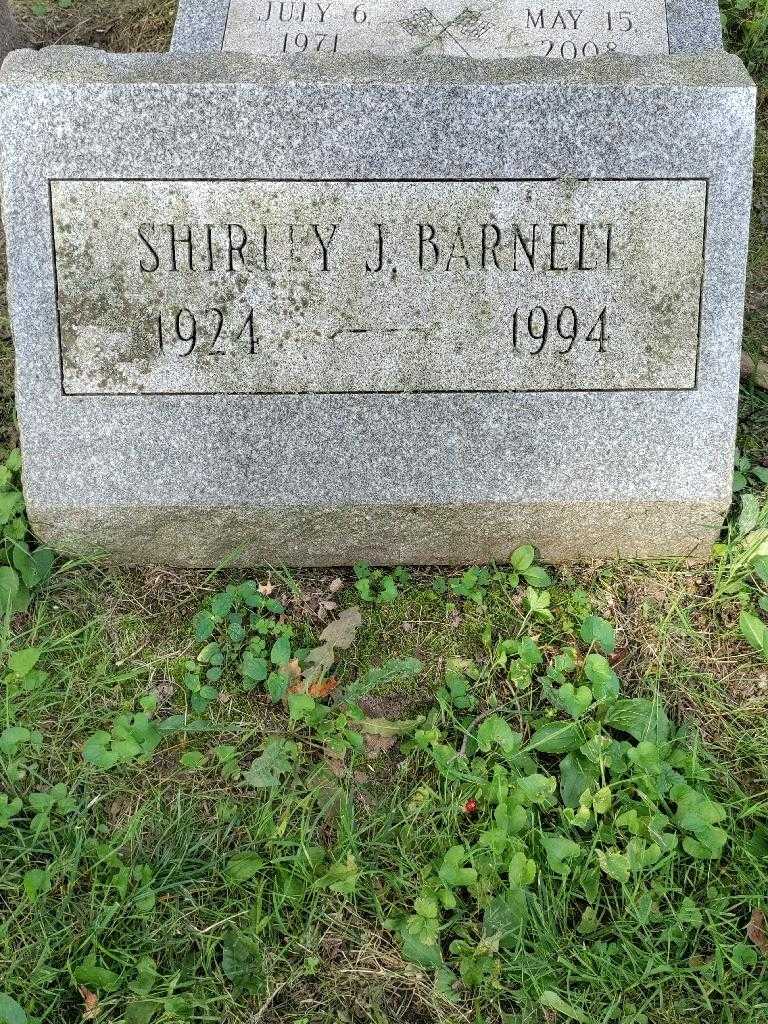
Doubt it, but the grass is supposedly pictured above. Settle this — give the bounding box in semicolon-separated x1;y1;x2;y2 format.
0;3;767;1024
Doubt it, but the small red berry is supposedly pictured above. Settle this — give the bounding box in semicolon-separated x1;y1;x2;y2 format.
463;798;479;815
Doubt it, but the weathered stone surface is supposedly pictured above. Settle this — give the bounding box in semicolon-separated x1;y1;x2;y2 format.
171;0;723;59
0;46;756;566
54;177;705;395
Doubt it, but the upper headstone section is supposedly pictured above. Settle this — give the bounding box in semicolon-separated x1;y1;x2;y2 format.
171;0;723;60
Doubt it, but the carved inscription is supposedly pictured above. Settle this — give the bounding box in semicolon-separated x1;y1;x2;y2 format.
51;178;705;395
221;0;670;59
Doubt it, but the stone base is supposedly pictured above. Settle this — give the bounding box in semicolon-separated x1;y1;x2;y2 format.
29;500;727;567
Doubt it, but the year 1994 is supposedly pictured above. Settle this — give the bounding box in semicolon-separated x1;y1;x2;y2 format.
512;306;610;354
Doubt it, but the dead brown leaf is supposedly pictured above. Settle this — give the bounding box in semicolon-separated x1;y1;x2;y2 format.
747;909;768;955
364;733;397;757
289;676;341;699
79;986;99;1020
319;606;362;649
318;599;338;618
300;606;363;691
284;658;302;683
608;644;630;668
323;749;346;777
328;577;344;593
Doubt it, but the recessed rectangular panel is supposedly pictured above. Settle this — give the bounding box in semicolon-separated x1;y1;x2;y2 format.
51;177;705;395
222;0;670;58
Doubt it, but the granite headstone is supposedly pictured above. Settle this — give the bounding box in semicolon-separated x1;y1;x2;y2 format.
171;0;723;59
0;46;755;566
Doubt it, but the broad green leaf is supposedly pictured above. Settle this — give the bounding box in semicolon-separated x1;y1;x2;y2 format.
12;546;44;590
30;547;55;585
671;784;726;831
82;731;122;770
514;773;557;805
523;565;551;588
0;994;26;1024
266;671;289;703
627;740;663;774
559;753;599;808
414;895;438;919
519;637;543;667
73;964;120;992
287;693;316;721
197;642;223;666
603;698;670;744
597;848;630;883
577;907;599;935
478;826;508;856
482;889;528;946
592;786;612;814
317;854;360;895
540;833;582;875
8;648;41;677
433;967;459;1002
0;726;31;754
270;634;291;667
438;846;477;888
211;590;235;617
0;490;23;525
406;913;439;945
682;827;728;860
125;1002;156;1024
221;929;265;994
740;611;768;659
556;683;592;719
739;493;761;535
584;653;620;702
540;991;587;1023
0;795;22;827
507;851;536;887
401;930;444;968
180;750;206;769
241;652;269;682
510;544;535;571
732;942;759;972
529;721;586;753
476;714;521;755
193;611;217;641
626;837;661;872
634;892;654;925
675;896;703;926
23;868;50;903
525;586;552;617
243;740;297;789
226;852;264;882
580;615;616;654
0;567;20;610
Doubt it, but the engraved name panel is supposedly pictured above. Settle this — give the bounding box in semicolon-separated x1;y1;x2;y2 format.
222;0;670;59
51;178;705;395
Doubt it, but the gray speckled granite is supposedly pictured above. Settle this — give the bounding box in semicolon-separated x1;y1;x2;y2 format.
0;46;755;567
171;0;722;58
